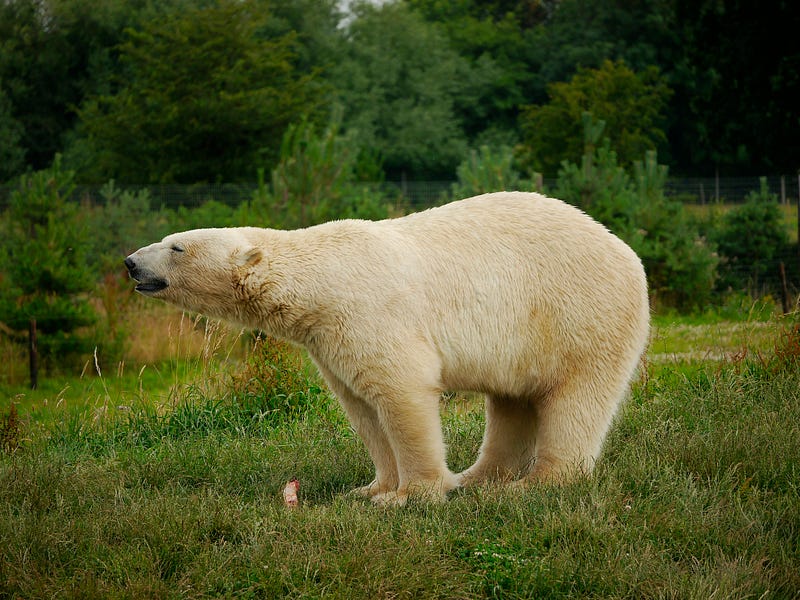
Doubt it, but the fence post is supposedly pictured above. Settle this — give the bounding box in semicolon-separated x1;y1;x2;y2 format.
779;262;790;314
29;318;38;390
781;176;786;204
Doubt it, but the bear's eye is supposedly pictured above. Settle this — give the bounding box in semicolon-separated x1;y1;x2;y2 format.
171;244;184;253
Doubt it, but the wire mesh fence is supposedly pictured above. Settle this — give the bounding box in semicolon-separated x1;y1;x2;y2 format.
1;175;799;211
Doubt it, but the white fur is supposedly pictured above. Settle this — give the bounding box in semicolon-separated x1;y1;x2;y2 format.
126;192;650;505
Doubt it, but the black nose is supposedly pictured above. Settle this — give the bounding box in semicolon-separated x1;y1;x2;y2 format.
124;256;136;272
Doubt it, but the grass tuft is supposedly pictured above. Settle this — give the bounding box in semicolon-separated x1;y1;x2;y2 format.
0;402;21;454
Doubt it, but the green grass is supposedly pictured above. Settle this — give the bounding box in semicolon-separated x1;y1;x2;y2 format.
1;318;799;598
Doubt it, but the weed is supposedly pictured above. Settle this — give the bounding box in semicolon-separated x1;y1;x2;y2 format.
228;335;323;422
1;401;21;453
772;321;800;372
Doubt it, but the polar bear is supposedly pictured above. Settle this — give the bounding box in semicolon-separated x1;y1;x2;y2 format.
125;192;649;505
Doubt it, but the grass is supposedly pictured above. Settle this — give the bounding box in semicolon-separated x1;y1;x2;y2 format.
1;308;799;598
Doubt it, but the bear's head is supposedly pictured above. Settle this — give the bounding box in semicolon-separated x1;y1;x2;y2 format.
124;228;263;319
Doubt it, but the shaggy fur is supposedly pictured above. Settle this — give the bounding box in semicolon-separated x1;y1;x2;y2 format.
125;192;650;505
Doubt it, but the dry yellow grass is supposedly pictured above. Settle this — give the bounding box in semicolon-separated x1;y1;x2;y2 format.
121;297;245;365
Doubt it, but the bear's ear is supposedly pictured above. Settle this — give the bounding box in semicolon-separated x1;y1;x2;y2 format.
235;246;263;267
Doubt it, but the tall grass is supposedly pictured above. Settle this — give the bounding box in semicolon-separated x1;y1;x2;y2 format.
1;318;799;598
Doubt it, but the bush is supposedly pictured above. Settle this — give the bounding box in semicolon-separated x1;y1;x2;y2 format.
85;180;163;273
628;152;718;311
555;136;636;238
173;199;238;231
228;336;323;424
712;178;790;294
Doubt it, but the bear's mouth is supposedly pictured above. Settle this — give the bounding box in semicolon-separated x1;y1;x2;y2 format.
134;279;168;294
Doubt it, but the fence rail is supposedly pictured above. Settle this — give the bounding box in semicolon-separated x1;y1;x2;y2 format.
1;175;800;211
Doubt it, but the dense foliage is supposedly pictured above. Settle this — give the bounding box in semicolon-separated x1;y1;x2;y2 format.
0;0;797;381
74;0;319;183
519;60;672;177
1;0;797;183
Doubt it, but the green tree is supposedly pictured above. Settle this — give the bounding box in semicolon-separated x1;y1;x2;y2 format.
629;152;718;310
331;2;469;179
0;157;96;387
0;0;139;176
450;145;535;200
556;125;717;311
554;114;637;238
407;0;548;148
76;0;319;183
519;60;672;178
248;117;389;229
265;0;344;74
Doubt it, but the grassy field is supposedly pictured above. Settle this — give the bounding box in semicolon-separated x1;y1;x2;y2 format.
1;307;799;598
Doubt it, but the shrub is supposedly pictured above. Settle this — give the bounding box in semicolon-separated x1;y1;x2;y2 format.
173;199;238;230
85;180;162;273
555;134;636;238
629;152;718;311
0;403;21;454
712;178;790;294
228;335;323;424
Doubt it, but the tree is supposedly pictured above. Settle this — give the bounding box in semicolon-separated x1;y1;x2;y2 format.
555;122;718;311
331;2;470;179
0;0;140;178
518;59;672;177
450;145;535;200
407;0;549;148
554;114;637;237
248;117;389;229
0;157;96;387
75;0;320;183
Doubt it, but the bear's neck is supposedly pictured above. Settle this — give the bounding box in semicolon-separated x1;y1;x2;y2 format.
234;228;344;347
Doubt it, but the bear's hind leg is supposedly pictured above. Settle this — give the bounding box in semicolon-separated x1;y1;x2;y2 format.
521;375;625;484
317;366;399;498
456;394;537;487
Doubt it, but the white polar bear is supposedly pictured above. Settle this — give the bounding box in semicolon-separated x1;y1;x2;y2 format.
125;192;650;505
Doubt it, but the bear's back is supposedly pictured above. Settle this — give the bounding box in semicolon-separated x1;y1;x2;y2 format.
364;192;649;394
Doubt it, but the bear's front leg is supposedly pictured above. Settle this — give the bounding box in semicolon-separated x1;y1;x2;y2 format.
370;386;459;506
317;365;399;497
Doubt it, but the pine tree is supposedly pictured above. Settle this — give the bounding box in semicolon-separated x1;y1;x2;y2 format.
0;156;96;387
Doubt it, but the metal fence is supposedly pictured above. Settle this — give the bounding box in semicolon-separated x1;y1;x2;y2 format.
2;175;799;211
663;175;800;204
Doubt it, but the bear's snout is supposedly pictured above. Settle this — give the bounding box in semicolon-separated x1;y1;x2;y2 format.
125;253;168;294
